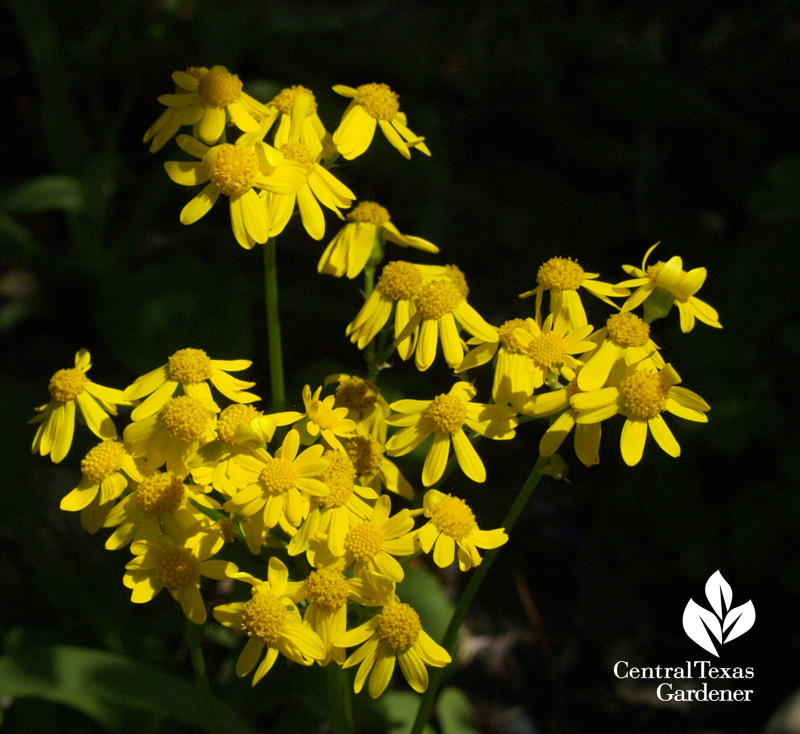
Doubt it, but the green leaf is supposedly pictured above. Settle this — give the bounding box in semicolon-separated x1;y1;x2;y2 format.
0;644;255;734
4;175;84;214
436;687;482;734
380;691;437;734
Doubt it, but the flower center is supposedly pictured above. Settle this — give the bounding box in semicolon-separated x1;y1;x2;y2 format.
526;332;566;368
606;312;650;348
443;265;469;297
241;590;288;644
216;403;261;443
354;83;400;120
159;396;210;441
619;370;669;419
81;441;126;483
136;472;185;515
537;257;584;291
308;396;339;430
168;348;213;384
428;494;477;540
344;435;385;475
377;261;422;300
377;603;421;651
335;376;380;413
210;144;258;197
270;85;317;115
156;546;200;590
317;451;356;508
498;318;529;353
48;368;87;403
304;568;350;610
646;261;666;280
415;280;464;320
216;517;238;543
258;459;296;496
344;522;383;561
280;141;315;174
347;201;390;225
423;394;466;434
198;66;242;107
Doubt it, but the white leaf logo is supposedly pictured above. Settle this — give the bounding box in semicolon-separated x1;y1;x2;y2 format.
683;571;755;656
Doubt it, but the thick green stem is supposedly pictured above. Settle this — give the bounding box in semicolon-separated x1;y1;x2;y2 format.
263;238;286;410
410;453;549;734
185;619;221;734
327;663;354;734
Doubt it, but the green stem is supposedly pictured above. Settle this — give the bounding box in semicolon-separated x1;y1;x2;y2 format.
263;237;286;410
410;453;549;734
185;619;221;734
327;663;354;734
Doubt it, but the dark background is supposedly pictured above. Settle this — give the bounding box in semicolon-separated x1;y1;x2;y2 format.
1;1;799;732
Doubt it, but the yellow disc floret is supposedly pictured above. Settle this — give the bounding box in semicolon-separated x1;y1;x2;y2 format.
344;522;383;561
347;201;390;225
526;332;566;368
159;396;210;441
317;451;356;508
377;261;422;300
415;280;464;320
211;144;258;197
619;370;669;420
354;83;400;121
537;257;585;291
199;66;243;107
334;376;381;413
427;493;476;540
270;85;317;115
258;459;296;496
241;590;288;644
156;546;200;590
344;435;385;475
606;312;650;348
81;441;126;483
304;568;350;610
280;141;315;174
136;472;185;516
646;261;666;280
443;265;469;298
423;394;466;434
48;368;87;403
377;603;421;651
168;348;213;384
216;403;261;443
498;318;529;354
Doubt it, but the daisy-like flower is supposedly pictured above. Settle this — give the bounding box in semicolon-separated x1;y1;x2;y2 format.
512;313;596;390
412;490;508;571
213;557;327;685
123;395;217;475
325;373;390;441
520;257;629;330
165;135;307;249
143;66;208;153
385;382;517;487
154;65;265;145
124;528;233;624
60;440;142;515
344;434;414;500
124;348;258;421
618;243;722;332
572;362;710;466
30;349;127;464
273;385;358;453
332;83;430;160
577;311;664;392
337;593;451;698
318;201;439;279
103;469;219;550
224;429;329;554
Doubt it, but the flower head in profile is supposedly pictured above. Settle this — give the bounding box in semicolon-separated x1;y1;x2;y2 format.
618;243;722;332
294;385;359;453
30;349;128;464
413;490;508;571
343;433;414;500
318;201;439;279
332;83;430;160
213;557;327;685
325;373;390;442
385;382;517;487
144;66;208;152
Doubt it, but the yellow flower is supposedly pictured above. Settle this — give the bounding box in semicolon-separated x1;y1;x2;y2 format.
30;349;127;463
571;362;710;466
618;243;722;332
154;65;265;145
213;557;327;684
325;373;390;441
413;490;508;571
165;135;307;249
278;385;359;453
385;382;517;486
332;83;430;160
337;594;450;698
318;201;439;279
343;434;414;500
520;257;629;330
124;348;258;421
143;66;208;153
124;527;233;624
